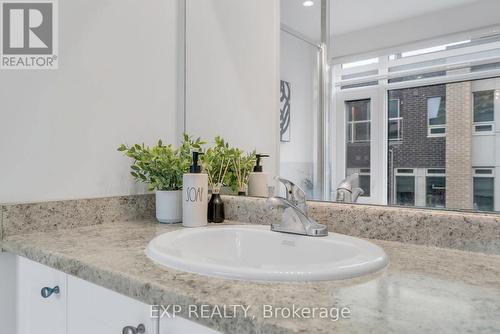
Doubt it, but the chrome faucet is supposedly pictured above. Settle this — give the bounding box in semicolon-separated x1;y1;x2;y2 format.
267;177;328;237
336;173;364;203
275;177;307;213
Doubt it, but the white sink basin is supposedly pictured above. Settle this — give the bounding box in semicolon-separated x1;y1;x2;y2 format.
146;225;388;282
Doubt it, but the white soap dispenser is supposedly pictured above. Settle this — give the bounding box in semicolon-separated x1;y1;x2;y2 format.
182;151;208;227
248;154;270;197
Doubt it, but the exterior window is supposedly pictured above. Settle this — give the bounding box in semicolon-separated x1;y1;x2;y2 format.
427;96;446;136
396;175;415;205
473;90;494;133
427;168;445;174
394;168;415;205
473;168;494;211
346;100;371;143
475;168;494;175
346;100;371;199
397;168;414;174
426;169;446;208
388;99;402;140
359;168;371;197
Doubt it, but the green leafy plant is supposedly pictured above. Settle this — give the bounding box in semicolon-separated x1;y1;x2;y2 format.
229;149;256;193
117;134;205;191
201;136;235;194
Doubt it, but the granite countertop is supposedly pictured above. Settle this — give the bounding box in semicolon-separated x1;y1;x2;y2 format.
2;220;500;334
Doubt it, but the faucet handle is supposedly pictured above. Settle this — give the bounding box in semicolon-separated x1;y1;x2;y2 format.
275;177;307;214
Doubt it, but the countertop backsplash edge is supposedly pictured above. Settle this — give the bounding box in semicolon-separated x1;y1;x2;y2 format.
2;194;500;254
222;195;500;254
1;194;155;237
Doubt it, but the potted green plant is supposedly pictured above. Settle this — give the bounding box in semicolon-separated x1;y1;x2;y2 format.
201;136;234;223
229;149;257;195
118;134;205;223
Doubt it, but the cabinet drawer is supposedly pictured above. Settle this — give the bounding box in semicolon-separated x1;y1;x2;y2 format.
17;256;67;334
67;275;157;334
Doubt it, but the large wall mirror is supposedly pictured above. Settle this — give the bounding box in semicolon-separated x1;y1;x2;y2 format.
184;0;500;213
279;0;325;200
278;0;500;212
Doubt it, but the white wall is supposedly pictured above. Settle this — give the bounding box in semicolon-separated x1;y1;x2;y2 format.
0;0;182;203
185;0;280;181
279;32;318;198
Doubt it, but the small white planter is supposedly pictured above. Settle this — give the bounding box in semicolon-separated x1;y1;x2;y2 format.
155;190;182;223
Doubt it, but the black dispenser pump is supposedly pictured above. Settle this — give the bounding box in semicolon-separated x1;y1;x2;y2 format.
253;154;269;172
190;151;203;173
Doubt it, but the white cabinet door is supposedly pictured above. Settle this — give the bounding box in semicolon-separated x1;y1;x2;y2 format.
17;256;67;334
1;253;17;334
160;316;223;334
67;275;157;334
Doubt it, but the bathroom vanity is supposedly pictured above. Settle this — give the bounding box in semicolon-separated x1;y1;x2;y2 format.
2;0;500;333
11;255;219;334
1;195;500;334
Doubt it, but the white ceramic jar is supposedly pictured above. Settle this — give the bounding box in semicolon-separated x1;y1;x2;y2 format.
155;190;182;223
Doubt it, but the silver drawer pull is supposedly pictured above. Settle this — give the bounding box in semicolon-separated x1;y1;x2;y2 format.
40;286;60;298
122;324;145;334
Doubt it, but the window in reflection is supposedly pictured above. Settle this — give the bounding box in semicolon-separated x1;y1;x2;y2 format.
427;96;446;136
473;90;494;133
346;99;371;197
388;99;402;141
395;171;415;206
334;34;500;210
426;171;446;208
473;168;494;211
346;100;371;143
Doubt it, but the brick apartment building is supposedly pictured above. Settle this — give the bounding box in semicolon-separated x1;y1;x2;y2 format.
346;80;497;211
388;81;496;211
388;84;448;209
